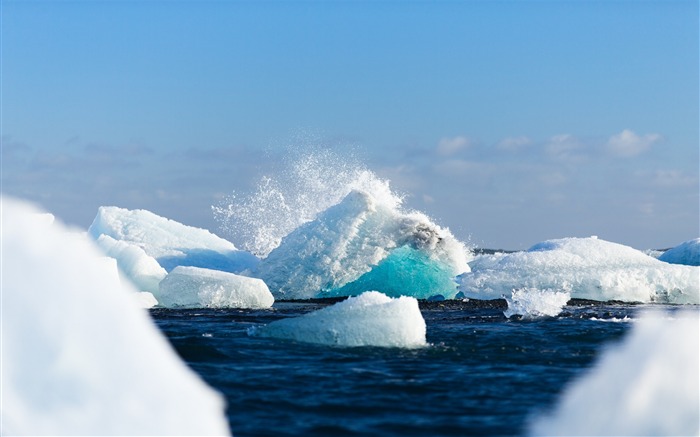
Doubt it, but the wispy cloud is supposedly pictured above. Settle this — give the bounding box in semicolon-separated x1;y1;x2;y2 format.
606;129;661;157
437;136;470;156
545;134;586;162
650;169;697;188
496;135;532;152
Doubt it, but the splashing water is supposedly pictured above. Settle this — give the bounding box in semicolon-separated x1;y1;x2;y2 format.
213;149;402;257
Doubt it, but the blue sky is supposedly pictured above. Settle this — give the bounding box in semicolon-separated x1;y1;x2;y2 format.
2;1;698;250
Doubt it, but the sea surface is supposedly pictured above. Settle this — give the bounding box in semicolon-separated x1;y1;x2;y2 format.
150;299;672;437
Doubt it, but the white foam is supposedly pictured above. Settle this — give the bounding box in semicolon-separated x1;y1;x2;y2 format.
158;266;274;309
658;237;700;266
529;309;700;436
249;291;427;348
503;288;571;319
89;205;259;273
589;316;633;323
1;196;230;436
255;189;470;299
459;237;699;304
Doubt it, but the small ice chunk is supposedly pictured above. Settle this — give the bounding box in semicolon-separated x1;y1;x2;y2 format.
529;310;699;436
249;291;427;348
158;266;274;309
503;288;570;319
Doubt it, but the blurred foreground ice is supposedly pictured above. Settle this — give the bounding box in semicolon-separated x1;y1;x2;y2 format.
529;309;700;436
1;196;230;436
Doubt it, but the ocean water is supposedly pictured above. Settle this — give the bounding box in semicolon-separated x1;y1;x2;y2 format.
151;299;658;437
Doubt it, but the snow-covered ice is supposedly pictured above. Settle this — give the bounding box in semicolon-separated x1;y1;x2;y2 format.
158;266;274;309
255;190;470;300
658;237;700;266
459;237;699;304
1;196;230;436
529;309;700;436
249;291;427;348
89;205;259;273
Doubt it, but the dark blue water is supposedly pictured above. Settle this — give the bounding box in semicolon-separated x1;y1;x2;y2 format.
151;300;645;436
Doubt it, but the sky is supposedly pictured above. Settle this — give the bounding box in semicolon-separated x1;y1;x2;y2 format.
2;0;698;250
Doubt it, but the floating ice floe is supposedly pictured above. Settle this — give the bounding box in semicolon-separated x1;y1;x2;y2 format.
503;288;571;319
94;234;167;294
658;237;700;266
1;196;230;436
158;266;274;309
459;237;699;304
92;255;158;308
529;309;700;436
255;190;470;299
89;206;259;273
249;291;427;348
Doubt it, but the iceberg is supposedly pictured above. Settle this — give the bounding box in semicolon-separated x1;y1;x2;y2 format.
132;290;159;309
158;266;274;309
1;196;230;436
658;237;700;266
249;291;427;348
89;206;259;273
459;237;699;304
94;234;167;294
529;309;700;436
92;254;158;308
255;190;470;299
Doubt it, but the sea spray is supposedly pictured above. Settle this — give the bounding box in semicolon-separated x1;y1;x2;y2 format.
503;288;571;319
213;149;400;257
214;148;471;299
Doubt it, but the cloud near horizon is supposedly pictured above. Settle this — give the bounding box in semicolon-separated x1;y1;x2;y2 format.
496;136;532;151
437;136;470;156
606;129;661;157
